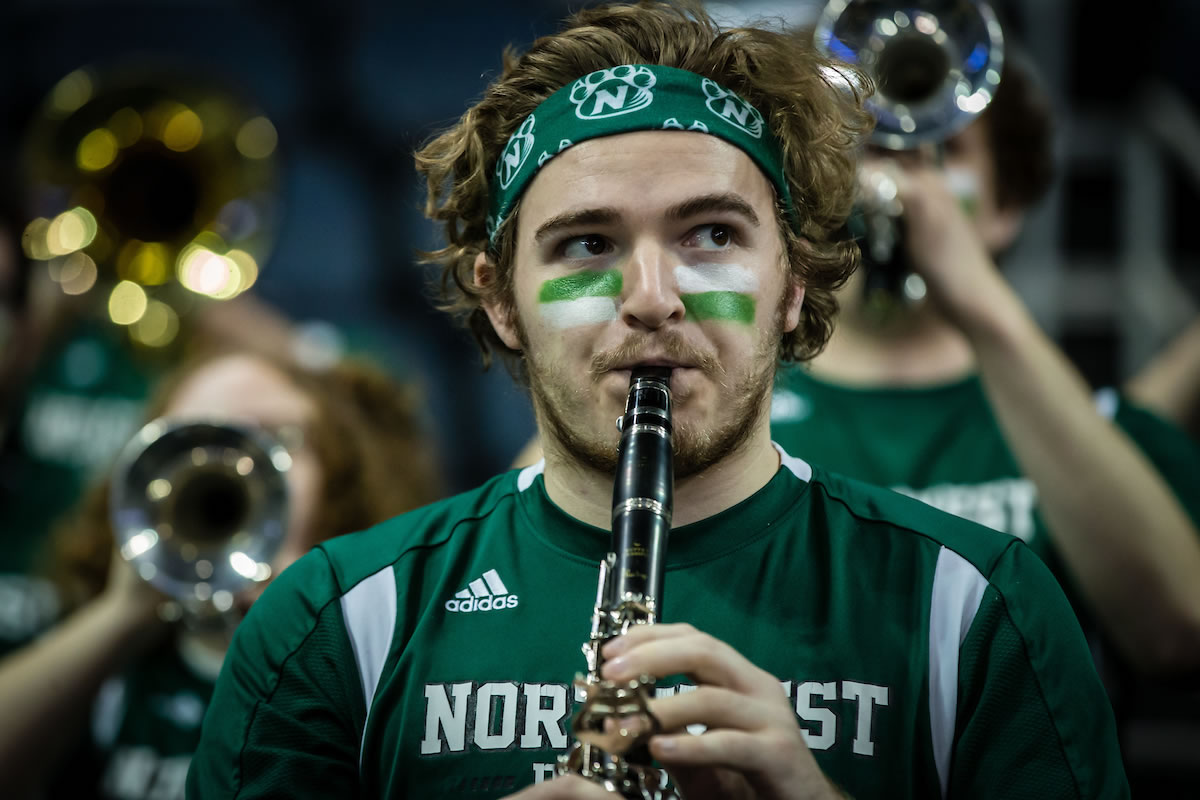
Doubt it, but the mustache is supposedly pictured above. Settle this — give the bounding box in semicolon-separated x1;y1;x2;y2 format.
589;330;721;379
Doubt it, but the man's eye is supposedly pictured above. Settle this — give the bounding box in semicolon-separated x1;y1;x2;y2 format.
688;224;733;250
562;235;610;259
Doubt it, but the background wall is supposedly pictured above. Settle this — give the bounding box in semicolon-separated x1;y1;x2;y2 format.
2;0;1198;491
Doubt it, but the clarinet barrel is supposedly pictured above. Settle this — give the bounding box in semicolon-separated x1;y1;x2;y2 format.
610;368;673;620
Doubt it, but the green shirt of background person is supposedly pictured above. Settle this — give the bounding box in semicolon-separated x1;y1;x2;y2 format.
769;25;1200;680
189;3;1128;797
0;346;442;799
0;320;153;646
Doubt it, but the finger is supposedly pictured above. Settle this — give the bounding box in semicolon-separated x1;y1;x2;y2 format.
600;622;700;658
649;685;789;734
650;728;814;780
602;631;778;696
499;774;615;799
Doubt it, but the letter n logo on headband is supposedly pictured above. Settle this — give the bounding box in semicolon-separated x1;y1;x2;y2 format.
570;66;657;120
497;114;537;190
701;79;764;139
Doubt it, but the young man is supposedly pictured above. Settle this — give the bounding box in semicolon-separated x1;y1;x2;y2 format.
770;44;1200;679
188;4;1129;798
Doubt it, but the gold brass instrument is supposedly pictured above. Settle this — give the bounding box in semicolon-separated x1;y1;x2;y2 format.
815;0;1005;317
558;368;677;799
109;419;291;623
20;64;279;349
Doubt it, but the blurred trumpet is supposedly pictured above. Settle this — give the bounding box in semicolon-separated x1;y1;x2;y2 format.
20;64;280;349
815;0;1005;318
109;419;291;624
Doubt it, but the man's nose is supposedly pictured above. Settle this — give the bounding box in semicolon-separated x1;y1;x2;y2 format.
619;241;685;330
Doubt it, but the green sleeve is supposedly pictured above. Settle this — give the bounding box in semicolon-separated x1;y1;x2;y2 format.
186;549;367;799
1115;397;1200;526
950;543;1129;799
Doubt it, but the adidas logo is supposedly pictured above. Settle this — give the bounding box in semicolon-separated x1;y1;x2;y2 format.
445;569;519;613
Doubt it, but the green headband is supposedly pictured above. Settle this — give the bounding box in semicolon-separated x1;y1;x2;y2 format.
486;64;795;245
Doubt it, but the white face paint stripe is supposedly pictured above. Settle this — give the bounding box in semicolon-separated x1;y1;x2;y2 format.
539;296;619;329
674;263;758;295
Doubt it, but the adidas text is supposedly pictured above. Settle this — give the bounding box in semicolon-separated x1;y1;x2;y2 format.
445;595;519;613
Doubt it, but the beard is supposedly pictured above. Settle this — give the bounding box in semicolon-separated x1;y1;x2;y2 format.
518;304;785;480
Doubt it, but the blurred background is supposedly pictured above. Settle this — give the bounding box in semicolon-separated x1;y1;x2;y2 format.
2;0;1199;490
0;0;1197;793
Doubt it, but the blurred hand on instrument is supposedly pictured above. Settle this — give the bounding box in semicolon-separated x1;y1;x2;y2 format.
862;157;1017;338
96;546;172;641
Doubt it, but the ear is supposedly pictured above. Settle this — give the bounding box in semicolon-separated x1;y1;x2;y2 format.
782;281;805;334
474;251;522;351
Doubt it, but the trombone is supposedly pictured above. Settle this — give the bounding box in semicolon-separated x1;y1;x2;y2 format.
109;419;291;625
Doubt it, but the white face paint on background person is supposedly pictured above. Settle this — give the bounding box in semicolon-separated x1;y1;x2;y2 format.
157;354;324;619
478;130;805;479
864;117;1024;261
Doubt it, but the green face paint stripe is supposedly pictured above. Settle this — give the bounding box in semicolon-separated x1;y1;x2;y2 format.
682;292;756;324
538;270;623;303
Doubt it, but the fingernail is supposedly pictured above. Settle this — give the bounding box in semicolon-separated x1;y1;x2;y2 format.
654;736;676;753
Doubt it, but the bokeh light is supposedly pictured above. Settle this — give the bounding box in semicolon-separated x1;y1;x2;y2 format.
235;116;278;160
162;106;204;152
119;240;171;285
76;128;119;171
177;243;246;299
108;107;144;147
46;207;98;256
130;299;180;348
21;218;53;260
50;252;99;295
108;280;149;325
48;69;94;117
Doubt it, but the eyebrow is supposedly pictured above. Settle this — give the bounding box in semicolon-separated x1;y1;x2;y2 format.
665;193;761;228
533;208;622;244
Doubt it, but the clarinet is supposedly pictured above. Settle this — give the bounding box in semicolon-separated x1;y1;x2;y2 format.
557;367;679;800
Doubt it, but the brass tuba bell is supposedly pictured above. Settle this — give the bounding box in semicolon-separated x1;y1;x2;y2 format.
20;64;280;349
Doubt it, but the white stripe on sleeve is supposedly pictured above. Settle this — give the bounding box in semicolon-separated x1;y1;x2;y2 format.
928;546;988;798
340;565;398;766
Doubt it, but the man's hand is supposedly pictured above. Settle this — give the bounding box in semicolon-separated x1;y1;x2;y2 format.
502;624;839;800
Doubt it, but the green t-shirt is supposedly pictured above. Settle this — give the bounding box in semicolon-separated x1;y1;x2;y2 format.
0;321;154;652
187;451;1128;799
54;641;217;800
768;367;1200;587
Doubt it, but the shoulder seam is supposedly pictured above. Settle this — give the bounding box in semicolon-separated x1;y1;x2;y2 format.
810;470;1012;577
321;474;525;596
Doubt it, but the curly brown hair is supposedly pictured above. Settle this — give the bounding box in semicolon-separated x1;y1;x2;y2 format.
416;1;873;376
981;53;1054;212
46;345;442;611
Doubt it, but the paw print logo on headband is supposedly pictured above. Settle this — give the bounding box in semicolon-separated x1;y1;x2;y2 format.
570;65;657;120
701;79;764;139
496;114;537;190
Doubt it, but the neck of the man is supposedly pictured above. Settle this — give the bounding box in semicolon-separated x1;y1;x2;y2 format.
808;274;976;387
540;407;781;530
